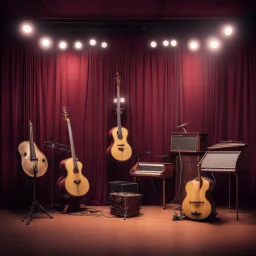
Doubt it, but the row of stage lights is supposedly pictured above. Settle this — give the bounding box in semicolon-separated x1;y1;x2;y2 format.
19;21;235;52
20;22;108;50
149;25;234;51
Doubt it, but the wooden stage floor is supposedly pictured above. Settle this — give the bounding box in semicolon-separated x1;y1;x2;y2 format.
0;204;256;256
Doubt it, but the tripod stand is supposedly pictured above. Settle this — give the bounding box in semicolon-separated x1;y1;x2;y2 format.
21;159;53;225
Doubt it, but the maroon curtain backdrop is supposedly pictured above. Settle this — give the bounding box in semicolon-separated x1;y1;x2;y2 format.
1;31;256;208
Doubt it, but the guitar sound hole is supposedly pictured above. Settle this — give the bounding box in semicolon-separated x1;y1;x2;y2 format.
73;169;79;174
24;152;27;156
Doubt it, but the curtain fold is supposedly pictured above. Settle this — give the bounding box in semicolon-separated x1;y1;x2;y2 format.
1;35;256;208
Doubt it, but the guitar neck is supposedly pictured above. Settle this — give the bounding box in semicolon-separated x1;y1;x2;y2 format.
116;85;122;133
67;119;78;169
197;163;202;182
29;121;37;161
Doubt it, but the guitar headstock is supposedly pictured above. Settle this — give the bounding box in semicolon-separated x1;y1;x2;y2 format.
62;106;69;121
114;72;121;87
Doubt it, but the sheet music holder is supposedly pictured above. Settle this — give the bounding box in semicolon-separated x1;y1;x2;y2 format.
202;140;249;221
207;140;248;150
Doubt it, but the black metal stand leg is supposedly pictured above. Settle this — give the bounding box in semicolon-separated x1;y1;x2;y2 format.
235;173;239;221
21;200;53;225
21;164;53;225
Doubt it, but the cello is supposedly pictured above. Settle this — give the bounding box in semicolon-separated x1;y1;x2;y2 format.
56;107;90;198
182;163;216;220
106;72;132;162
18;121;48;178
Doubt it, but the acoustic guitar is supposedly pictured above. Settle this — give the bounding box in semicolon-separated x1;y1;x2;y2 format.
18;121;48;177
182;163;216;220
106;72;132;162
56;107;90;198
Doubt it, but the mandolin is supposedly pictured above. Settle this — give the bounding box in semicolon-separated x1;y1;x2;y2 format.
106;72;132;162
56;107;90;198
18;121;48;177
182;163;216;220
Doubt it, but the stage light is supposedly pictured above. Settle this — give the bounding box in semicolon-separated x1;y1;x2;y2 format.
113;97;125;104
188;39;200;51
207;38;221;51
222;25;234;36
113;97;126;114
19;22;34;36
89;39;97;46
58;41;68;50
74;41;83;50
39;37;52;49
101;42;108;48
150;41;157;48
170;40;177;47
163;40;169;47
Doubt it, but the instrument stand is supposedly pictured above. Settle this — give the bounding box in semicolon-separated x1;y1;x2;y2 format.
62;198;81;214
21;163;53;225
44;139;71;211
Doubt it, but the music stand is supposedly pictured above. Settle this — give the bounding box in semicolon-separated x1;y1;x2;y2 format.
21;157;53;225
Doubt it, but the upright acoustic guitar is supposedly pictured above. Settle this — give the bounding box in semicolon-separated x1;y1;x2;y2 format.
56;107;90;198
18;121;48;177
106;72;132;162
182;163;216;220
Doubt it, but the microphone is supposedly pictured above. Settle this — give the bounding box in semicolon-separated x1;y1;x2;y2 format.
50;137;54;148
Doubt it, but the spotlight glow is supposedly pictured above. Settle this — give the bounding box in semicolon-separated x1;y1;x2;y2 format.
101;42;107;48
114;97;125;103
74;41;83;50
59;41;68;50
163;40;169;47
150;41;157;48
170;40;177;47
39;37;52;49
20;22;34;36
89;39;97;46
188;39;200;51
208;38;221;50
224;26;233;36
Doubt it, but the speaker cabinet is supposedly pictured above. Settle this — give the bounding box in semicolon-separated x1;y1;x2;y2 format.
170;132;208;152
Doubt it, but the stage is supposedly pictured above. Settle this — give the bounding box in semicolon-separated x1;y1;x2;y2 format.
1;204;255;256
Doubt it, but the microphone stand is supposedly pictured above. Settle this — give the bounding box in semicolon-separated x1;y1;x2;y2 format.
133;150;151;163
21;157;53;225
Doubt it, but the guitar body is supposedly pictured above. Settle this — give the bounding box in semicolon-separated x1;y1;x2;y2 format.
18;141;48;177
56;158;90;198
182;177;216;220
107;126;132;162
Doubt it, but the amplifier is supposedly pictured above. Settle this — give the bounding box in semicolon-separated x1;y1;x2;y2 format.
170;132;208;152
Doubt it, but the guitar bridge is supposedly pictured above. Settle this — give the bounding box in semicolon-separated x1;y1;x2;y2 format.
73;180;81;185
191;212;202;216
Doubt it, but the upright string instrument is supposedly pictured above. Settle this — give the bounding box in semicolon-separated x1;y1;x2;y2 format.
106;72;132;162
56;107;90;198
18;121;48;177
182;163;216;220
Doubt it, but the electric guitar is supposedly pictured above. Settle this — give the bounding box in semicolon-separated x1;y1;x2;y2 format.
18;121;48;177
106;72;132;162
182;163;216;220
56;107;90;198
